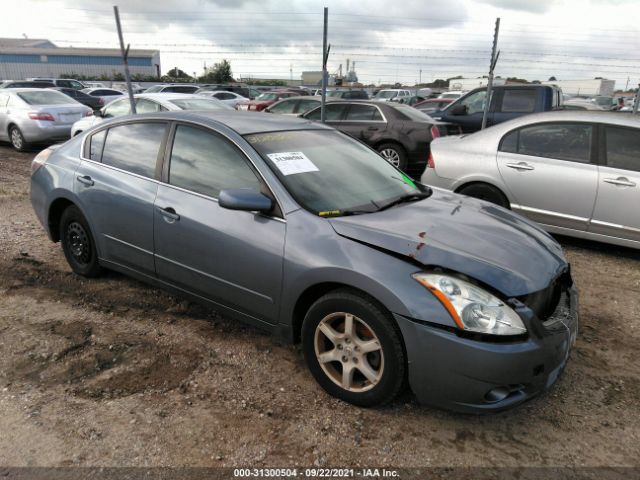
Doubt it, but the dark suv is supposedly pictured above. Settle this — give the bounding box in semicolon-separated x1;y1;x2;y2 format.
302;100;449;178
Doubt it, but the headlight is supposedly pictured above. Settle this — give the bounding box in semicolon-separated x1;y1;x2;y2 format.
412;273;527;336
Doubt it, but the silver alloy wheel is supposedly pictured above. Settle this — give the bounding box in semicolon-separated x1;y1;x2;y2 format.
10;128;23;150
314;312;384;393
379;148;400;167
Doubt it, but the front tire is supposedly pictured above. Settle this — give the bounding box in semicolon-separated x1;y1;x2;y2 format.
301;290;406;407
60;206;102;277
9;126;28;152
377;143;408;171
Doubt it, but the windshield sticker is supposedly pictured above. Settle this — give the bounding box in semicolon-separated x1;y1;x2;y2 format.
267;151;319;176
401;173;417;189
319;210;341;217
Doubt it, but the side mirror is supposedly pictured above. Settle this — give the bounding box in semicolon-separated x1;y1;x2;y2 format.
219;189;273;213
450;104;467;116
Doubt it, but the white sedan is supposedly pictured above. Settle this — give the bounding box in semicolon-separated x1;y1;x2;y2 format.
197;90;248;108
421;110;640;249
70;93;232;137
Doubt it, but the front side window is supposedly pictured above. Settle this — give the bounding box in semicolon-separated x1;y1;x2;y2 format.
169;125;261;198
305;103;348;121
500;90;537;113
456;90;487;115
513;123;592;163
605;126;640;172
246;130;420;215
101;122;167;177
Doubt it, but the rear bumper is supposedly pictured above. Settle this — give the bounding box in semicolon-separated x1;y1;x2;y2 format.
419;168;456;190
20;122;73;143
395;284;578;413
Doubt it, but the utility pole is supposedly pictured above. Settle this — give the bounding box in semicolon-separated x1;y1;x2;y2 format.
113;6;136;114
419;68;422;85
633;84;640;115
481;17;500;130
320;7;329;123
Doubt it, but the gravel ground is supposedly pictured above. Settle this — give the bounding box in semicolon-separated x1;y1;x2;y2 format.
0;144;639;469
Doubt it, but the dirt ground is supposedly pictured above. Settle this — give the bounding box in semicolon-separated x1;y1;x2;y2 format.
0;144;639;469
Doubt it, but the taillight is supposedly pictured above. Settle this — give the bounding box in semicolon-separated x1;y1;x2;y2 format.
430;125;441;139
98;98;104;106
427;152;435;169
28;112;55;121
31;148;53;175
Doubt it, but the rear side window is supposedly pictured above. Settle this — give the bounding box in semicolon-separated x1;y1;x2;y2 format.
499;130;518;153
500;90;537;113
296;99;319;113
136;99;162;113
269;100;297;114
305;103;348;121
89;130;107;161
346;104;382;121
169;125;261;198
605;127;640;172
101;123;167;177
506;123;592;163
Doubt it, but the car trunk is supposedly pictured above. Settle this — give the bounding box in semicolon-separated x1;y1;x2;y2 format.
43;105;89;126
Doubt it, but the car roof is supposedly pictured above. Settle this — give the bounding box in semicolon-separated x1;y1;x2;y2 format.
106;110;332;135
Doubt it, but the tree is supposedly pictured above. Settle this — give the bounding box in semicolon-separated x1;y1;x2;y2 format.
199;59;234;83
548;76;557;81
167;67;191;79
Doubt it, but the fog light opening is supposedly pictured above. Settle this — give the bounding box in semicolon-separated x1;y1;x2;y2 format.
485;387;510;403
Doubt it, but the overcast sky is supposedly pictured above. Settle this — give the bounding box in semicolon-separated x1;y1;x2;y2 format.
3;0;640;87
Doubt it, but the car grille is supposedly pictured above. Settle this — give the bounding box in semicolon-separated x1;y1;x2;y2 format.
518;269;573;321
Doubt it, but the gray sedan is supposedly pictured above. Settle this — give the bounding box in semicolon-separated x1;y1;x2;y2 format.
30;111;577;412
0;88;92;151
422;111;640;249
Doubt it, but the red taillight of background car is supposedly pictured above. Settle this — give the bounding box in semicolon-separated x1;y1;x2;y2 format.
427;152;435;169
28;112;55;121
31;148;53;175
98;97;104;106
83;110;93;117
430;125;441;139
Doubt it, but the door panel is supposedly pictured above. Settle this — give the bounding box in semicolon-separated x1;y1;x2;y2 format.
497;153;598;230
153;187;285;323
589;126;640;241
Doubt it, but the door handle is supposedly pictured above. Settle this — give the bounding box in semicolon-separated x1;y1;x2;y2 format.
506;162;535;171
603;177;636;187
367;126;379;131
76;175;94;186
157;206;180;221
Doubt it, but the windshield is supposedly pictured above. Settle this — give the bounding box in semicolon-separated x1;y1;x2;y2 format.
246;130;421;216
18;91;76;105
326;91;343;97
376;91;398;99
169;98;229;110
257;93;278;101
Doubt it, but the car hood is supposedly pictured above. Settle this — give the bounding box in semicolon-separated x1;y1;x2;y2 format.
328;189;567;297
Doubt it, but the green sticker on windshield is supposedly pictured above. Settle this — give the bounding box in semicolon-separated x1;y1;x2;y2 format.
401;173;417;189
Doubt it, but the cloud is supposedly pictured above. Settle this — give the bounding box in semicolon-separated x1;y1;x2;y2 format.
475;0;559;13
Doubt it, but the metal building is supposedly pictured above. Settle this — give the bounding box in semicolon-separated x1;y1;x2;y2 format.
0;38;161;80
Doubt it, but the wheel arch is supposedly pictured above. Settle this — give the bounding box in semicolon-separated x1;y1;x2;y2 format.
47;197;77;242
454;180;512;208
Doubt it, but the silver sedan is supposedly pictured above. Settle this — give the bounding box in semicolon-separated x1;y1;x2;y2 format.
0;88;92;151
421;111;640;249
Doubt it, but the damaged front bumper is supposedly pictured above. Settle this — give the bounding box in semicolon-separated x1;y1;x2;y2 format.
395;283;578;413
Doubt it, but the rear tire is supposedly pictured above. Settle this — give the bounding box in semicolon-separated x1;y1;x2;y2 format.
60;206;102;278
9;126;28;152
301;289;406;407
458;183;510;209
377;143;408;171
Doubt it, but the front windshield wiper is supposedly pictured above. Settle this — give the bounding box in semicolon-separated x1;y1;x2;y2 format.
376;191;432;212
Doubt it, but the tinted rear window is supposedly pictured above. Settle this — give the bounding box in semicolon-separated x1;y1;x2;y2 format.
17;91;75;105
101;123;167;177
